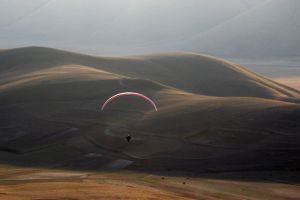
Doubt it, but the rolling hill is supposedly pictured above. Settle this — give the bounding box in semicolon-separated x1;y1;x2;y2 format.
0;46;299;172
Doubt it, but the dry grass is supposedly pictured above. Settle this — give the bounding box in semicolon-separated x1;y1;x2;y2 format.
0;165;299;200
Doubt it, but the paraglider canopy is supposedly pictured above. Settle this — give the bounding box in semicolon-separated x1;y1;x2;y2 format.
101;92;158;111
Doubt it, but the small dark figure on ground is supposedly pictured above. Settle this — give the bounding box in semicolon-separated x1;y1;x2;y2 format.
126;134;131;142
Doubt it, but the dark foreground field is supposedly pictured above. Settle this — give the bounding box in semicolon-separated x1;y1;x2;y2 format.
0;47;299;199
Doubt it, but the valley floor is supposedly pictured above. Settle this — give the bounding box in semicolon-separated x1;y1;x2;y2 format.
0;165;299;200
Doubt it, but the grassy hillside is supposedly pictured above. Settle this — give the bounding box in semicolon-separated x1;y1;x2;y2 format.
1;47;299;98
0;46;299;172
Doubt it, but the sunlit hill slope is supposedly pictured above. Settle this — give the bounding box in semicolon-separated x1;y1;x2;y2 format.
0;46;299;172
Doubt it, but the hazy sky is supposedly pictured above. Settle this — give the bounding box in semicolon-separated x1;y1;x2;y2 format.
0;0;299;61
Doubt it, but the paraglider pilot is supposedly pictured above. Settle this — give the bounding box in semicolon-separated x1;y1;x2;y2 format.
126;134;132;142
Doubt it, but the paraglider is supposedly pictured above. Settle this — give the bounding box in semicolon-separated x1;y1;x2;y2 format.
101;92;158;143
101;92;158;111
126;134;131;142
